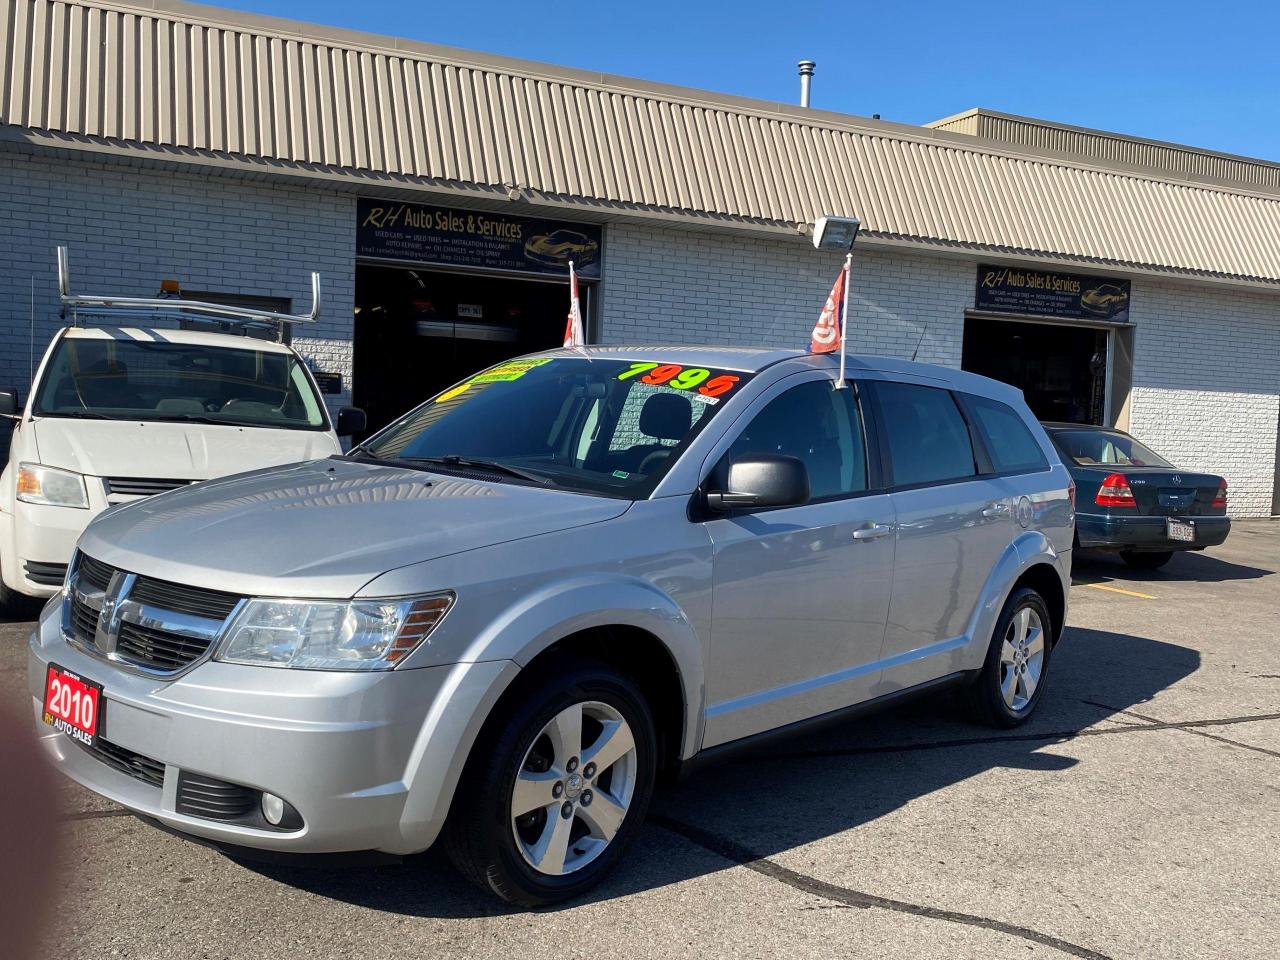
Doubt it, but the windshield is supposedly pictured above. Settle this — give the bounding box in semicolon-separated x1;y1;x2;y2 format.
34;337;328;430
360;357;752;497
1053;429;1174;468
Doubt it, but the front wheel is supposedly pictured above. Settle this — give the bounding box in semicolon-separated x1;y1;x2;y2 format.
443;656;656;906
965;587;1053;728
1120;550;1173;570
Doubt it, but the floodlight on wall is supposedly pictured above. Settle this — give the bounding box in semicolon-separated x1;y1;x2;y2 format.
812;215;861;251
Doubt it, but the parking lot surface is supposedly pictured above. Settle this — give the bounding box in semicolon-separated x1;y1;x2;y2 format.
3;522;1278;960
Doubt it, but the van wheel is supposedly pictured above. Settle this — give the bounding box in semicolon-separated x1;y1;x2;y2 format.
966;587;1053;729
443;656;656;907
1120;550;1173;570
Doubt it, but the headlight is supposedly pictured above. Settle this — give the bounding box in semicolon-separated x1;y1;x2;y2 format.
16;463;90;509
216;593;454;671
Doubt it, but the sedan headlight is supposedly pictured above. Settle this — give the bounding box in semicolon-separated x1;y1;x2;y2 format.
16;463;90;508
216;593;454;671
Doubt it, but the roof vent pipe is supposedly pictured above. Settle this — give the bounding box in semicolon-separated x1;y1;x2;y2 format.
797;61;815;107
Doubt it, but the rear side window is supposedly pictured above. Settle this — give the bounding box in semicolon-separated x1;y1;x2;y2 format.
874;382;976;487
964;395;1049;474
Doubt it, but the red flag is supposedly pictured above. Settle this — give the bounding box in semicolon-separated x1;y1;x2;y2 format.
809;265;846;354
563;261;585;348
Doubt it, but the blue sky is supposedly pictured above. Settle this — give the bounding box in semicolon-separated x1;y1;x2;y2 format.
219;0;1280;161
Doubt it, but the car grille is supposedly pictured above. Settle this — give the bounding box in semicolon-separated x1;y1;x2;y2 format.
176;771;258;822
105;477;195;498
129;577;241;620
66;553;243;675
79;737;165;788
116;621;216;672
24;560;68;586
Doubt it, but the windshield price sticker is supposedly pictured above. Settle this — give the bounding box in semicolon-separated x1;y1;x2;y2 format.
615;362;741;398
470;357;553;384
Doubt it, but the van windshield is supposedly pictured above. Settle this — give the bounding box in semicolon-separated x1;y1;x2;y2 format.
33;337;328;430
358;357;752;498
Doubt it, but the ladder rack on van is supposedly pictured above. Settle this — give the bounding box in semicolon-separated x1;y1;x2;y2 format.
56;246;320;341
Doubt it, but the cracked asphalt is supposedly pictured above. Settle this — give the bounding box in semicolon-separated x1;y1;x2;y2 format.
2;521;1277;960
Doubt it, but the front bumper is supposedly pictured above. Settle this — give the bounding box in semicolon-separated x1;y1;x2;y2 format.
1075;513;1231;552
28;603;516;855
5;500;99;598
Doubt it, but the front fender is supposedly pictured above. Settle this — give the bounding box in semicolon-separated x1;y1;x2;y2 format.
962;530;1067;671
397;574;706;853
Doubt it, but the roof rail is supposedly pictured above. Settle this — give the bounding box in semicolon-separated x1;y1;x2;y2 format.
56;246;320;340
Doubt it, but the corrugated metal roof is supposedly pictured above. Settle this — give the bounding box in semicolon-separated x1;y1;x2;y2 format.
4;0;1280;285
929;109;1280;192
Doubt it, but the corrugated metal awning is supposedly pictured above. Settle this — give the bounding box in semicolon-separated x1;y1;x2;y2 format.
3;0;1280;285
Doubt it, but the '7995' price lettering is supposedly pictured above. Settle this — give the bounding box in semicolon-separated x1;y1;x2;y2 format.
616;362;740;398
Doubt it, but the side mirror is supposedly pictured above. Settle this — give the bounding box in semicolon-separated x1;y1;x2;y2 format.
706;455;810;512
0;388;19;417
335;406;367;437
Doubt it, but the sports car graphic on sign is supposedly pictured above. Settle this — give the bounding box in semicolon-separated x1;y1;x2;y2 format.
1080;283;1130;318
524;229;600;267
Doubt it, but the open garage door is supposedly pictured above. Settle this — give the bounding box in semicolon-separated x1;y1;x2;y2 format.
962;315;1110;425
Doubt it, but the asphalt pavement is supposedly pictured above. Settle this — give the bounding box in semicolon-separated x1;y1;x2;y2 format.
3;522;1277;960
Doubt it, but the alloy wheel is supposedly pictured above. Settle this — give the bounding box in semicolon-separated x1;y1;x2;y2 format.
999;606;1045;711
510;700;638;876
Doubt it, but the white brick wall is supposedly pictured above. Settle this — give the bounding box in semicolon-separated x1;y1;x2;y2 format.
0;149;357;456
601;223;1280;516
1128;278;1280;518
600;223;969;366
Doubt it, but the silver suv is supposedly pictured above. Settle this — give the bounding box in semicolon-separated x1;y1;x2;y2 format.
29;346;1074;905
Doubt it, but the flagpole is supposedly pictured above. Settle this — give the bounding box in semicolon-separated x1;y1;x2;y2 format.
836;252;851;389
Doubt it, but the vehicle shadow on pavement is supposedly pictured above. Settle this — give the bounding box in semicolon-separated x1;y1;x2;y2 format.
240;625;1199;918
1071;549;1273;585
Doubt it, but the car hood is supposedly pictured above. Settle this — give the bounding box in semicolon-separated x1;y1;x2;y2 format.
31;417;340;480
78;458;631;598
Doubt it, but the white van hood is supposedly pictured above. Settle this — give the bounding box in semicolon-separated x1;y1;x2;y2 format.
31;417;340;480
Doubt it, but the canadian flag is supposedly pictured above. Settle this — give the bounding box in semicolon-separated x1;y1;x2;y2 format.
808;263;847;355
563;260;585;348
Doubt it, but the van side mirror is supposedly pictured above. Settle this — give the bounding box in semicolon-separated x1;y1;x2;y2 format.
706;455;810;512
335;407;367;437
0;388;18;417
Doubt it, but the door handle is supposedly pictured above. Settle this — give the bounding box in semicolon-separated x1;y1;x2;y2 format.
852;523;893;541
982;502;1010;518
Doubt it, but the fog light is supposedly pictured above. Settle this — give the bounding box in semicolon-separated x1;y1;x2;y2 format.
262;792;286;826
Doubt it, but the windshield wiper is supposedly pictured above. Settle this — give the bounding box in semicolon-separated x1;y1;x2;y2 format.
35;410;113;420
403;455;553;485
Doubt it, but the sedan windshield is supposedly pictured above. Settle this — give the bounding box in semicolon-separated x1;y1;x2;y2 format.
33;337;328;430
1053;429;1173;468
359;357;752;497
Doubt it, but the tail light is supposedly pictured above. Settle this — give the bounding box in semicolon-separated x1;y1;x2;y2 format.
1211;479;1228;509
1067;478;1076;510
1095;473;1135;508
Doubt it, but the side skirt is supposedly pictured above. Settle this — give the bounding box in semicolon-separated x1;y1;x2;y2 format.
676;671;976;780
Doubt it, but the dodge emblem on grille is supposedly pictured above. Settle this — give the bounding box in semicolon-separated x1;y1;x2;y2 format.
94;571;138;654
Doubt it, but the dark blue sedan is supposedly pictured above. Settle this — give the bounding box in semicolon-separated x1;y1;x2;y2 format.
1043;423;1230;570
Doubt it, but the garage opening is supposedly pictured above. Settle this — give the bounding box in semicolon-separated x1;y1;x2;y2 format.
353;265;588;437
961;315;1109;425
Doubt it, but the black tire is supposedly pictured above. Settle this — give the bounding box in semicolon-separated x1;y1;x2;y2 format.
965;587;1054;729
1120;550;1173;570
443;655;657;907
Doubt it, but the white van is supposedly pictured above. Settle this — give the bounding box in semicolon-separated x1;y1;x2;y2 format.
0;250;364;605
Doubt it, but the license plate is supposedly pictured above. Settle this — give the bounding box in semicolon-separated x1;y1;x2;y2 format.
1166;518;1195;543
42;663;104;746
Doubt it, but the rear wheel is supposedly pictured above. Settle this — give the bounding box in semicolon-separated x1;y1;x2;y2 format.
1120;550;1173;570
966;587;1053;728
443;656;656;906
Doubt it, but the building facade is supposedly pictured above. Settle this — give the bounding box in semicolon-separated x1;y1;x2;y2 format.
1;0;1277;516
